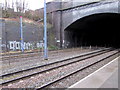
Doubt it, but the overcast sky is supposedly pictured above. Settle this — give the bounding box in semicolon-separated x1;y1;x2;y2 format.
0;0;54;10
27;0;54;10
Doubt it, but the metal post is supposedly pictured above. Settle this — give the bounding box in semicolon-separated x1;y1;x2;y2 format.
44;0;48;60
20;16;24;52
5;31;8;52
4;21;8;52
60;1;63;49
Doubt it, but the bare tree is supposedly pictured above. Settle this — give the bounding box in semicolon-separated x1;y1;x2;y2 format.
4;0;11;10
5;0;8;10
12;0;14;10
22;0;28;12
15;0;28;13
15;0;20;12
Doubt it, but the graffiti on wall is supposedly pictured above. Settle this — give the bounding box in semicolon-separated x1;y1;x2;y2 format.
1;41;44;51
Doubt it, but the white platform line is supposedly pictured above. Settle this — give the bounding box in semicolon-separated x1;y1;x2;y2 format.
68;56;120;88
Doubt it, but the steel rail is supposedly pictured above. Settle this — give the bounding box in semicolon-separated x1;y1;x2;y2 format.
1;48;110;77
1;48;113;85
37;51;119;89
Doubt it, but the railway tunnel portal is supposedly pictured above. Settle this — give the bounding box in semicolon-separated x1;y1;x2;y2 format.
47;0;120;49
64;13;120;48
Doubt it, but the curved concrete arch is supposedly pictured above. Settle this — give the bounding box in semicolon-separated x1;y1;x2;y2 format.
62;1;119;31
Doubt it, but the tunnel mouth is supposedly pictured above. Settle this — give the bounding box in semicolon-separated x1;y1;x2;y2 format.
64;13;120;49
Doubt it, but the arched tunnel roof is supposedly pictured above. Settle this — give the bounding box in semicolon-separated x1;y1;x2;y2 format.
64;13;120;48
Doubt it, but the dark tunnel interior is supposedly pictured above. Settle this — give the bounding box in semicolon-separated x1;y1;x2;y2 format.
64;13;120;49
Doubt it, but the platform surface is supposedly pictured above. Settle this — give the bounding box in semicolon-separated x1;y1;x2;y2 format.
68;56;119;89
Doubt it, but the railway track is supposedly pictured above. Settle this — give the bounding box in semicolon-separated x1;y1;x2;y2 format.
1;48;94;75
0;52;40;60
1;48;86;60
37;50;119;89
1;48;114;86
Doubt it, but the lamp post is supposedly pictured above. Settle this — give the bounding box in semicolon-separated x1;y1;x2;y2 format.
44;0;48;60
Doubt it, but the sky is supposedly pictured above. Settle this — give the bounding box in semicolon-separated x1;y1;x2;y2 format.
27;0;54;10
0;0;54;10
